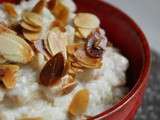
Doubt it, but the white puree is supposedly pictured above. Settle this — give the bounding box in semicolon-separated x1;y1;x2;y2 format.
0;0;129;120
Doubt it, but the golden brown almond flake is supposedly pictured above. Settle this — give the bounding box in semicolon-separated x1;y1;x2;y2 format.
50;20;66;32
3;3;17;17
68;89;89;116
34;39;51;60
0;64;19;89
74;13;100;29
67;43;83;55
0;33;34;63
39;52;65;87
48;0;69;25
32;0;47;14
22;12;42;28
76;27;93;39
0;23;16;34
20;21;41;32
62;76;77;95
23;29;40;42
46;30;66;57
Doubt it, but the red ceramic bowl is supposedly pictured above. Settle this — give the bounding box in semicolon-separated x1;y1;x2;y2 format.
0;0;151;120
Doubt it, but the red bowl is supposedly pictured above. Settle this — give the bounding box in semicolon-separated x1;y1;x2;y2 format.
0;0;151;120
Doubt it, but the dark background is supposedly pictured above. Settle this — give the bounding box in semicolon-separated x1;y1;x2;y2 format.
135;51;160;120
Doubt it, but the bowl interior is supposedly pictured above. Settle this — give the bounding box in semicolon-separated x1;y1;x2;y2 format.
74;0;147;90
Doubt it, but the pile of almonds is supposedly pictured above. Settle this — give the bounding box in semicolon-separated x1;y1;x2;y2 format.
0;0;108;119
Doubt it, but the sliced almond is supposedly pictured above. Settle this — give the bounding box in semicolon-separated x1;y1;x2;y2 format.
0;33;34;63
62;76;77;95
0;64;19;89
74;48;102;69
67;43;83;55
3;3;17;17
32;0;47;14
46;30;66;57
0;23;16;34
48;0;69;25
74;13;100;29
20;21;41;32
22;12;42;28
23;29;40;42
71;62;82;68
34;39;51;60
77;27;93;38
39;53;65;87
30;53;46;70
68;89;89;116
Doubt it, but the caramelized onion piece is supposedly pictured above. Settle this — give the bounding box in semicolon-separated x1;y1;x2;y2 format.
86;29;107;58
39;53;65;87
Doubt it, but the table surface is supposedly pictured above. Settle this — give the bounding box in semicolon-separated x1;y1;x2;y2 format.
135;51;160;120
106;0;160;54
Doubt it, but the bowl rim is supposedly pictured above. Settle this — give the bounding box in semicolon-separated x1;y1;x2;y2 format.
89;0;151;119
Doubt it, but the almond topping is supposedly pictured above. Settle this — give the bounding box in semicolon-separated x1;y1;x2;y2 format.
62;76;77;95
32;0;47;14
67;43;83;55
0;33;34;63
74;13;100;29
0;64;19;89
45;29;66;57
68;89;89;116
23;29;40;42
39;53;65;87
22;12;42;28
0;23;16;34
3;3;17;17
20;21;41;32
48;0;69;25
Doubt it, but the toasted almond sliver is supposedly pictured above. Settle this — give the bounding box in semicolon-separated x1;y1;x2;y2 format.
0;23;16;34
47;30;66;57
71;62;82;68
67;43;83;55
34;39;51;60
20;21;41;32
23;29;40;42
30;53;46;70
74;48;102;69
74;13;100;29
32;0;47;14
39;53;65;87
62;76;77;95
0;64;19;89
0;33;34;63
48;0;69;25
68;89;89;116
22;12;42;27
77;27;93;38
3;3;17;17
